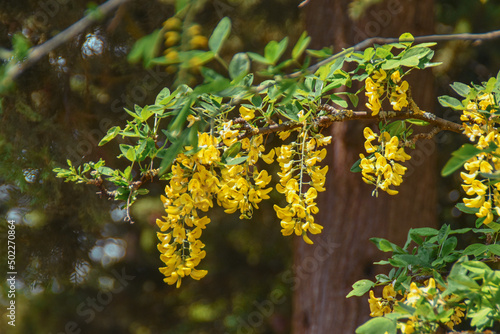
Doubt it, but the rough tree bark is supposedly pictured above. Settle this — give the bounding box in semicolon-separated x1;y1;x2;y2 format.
292;0;436;333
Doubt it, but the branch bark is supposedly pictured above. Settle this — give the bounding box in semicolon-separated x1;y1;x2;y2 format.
1;0;129;86
236;105;463;141
304;29;500;75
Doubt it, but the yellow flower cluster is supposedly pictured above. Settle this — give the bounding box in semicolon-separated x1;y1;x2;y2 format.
162;17;208;72
157;133;219;287
157;111;276;286
364;69;410;115
216;135;273;219
368;279;465;333
157;105;333;285
365;69;386;116
389;70;409;111
359;127;411;195
368;285;397;317
273;130;331;244
460;94;500;226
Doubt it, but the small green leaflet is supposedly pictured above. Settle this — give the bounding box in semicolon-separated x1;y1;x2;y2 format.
209;17;231;54
346;279;374;298
99;126;120;146
441;143;497;176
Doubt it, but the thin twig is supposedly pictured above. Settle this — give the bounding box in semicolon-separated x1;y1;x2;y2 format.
236;104;463;141
2;0;129;86
303;29;500;76
298;0;312;8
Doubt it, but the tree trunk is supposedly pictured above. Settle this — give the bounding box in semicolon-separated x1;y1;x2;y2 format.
293;0;436;332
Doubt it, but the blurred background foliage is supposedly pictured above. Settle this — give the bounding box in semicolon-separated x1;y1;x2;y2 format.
1;0;500;333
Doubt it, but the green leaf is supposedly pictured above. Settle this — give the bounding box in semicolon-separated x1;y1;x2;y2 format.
12;33;31;60
400;55;420;67
97;166;115;176
229;53;250;80
159;128;190;175
441;143;496;176
462;260;491;274
450;82;471;97
355;317;397;334
247;52;272;65
381;59;401;70
224;156;248;165
179;50;215;69
375;47;392;59
399;32;414;46
306;47;332;59
175;0;189;13
209;17;231;54
292;32;311;60
487;244;500;256
330;94;348;108
410;227;439;238
470;308;492;327
456;202;479;214
119;144;136;162
141;105;154;121
99;126;120;146
405;119;429;126
350;158;362;173
438;95;464;110
440;236;457;256
370;238;405;254
393;302;415;315
155;88;170;105
127;29;162;67
221;141;242;161
276;103;300;122
347;279;374;298
264;37;289;65
168;100;193;137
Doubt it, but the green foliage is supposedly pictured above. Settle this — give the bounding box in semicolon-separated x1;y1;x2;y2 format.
447;259;500;330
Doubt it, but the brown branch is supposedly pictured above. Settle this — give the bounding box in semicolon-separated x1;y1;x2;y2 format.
1;0;129;87
236;105;463;141
88;177;117;200
303;29;500;76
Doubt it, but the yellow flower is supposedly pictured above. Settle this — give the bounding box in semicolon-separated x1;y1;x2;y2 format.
278;130;291;141
368;290;384;317
189;35;208;49
164;31;180;47
463;195;485;208
400;320;415;334
240;106;255;121
372;69;387;82
365;77;384;116
390;70;401;84
261;149;275;164
163;17;182;30
382;284;396;300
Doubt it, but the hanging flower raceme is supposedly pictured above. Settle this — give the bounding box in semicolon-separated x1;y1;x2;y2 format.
365;69;386;116
460;93;500;227
273;129;331;244
156;133;221;287
359;127;411;196
157;117;278;286
389;70;409;111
